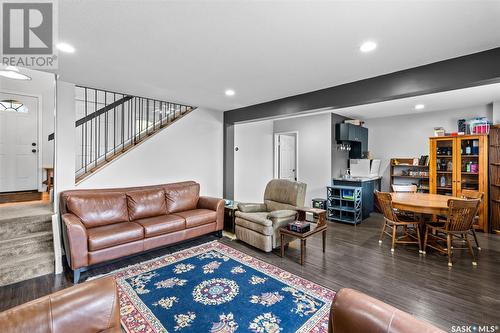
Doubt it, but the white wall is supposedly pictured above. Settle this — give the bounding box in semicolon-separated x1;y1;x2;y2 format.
493;101;500;124
234;120;274;202
365;104;493;191
53;80;76;274
274;113;332;204
77;108;223;197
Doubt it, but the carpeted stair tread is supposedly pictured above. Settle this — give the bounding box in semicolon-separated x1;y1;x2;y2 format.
0;231;53;261
0;204;53;241
0;251;54;287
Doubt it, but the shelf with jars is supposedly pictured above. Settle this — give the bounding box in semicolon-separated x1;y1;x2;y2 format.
429;134;488;232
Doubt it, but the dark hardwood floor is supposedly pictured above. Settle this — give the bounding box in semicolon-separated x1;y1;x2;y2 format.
1;213;499;331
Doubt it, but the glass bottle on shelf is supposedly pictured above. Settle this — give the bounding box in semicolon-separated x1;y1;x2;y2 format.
465;141;472;155
472;140;479;155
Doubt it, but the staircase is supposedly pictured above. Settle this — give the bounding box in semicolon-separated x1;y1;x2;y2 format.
50;86;197;182
0;202;54;286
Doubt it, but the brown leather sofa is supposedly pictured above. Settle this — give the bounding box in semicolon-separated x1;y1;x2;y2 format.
0;277;120;333
60;181;224;283
329;288;445;333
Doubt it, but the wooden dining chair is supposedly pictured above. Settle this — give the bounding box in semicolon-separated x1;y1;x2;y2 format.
423;198;481;267
460;190;483;250
434;190;483;250
376;191;422;253
391;184;418;220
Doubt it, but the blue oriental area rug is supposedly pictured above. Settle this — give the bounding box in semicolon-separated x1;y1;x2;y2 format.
110;241;334;333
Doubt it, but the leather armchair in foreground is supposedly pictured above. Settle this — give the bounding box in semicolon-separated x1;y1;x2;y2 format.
0;277;120;333
329;288;445;333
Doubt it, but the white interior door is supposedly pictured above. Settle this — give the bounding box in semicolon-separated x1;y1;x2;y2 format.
278;133;297;181
0;93;39;192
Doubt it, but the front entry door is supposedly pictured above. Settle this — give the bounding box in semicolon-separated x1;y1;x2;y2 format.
0;93;39;192
278;133;297;181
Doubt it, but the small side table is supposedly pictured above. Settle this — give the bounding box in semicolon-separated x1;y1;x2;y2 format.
224;203;239;234
42;167;54;193
279;207;327;265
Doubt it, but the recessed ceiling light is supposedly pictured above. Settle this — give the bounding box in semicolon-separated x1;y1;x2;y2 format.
360;41;377;53
225;89;235;96
414;104;425;110
0;66;31;80
56;42;75;53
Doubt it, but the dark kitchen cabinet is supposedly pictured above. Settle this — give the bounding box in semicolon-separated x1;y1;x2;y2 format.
335;123;368;158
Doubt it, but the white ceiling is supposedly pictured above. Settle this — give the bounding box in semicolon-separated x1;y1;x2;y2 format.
332;82;500;119
56;0;500;111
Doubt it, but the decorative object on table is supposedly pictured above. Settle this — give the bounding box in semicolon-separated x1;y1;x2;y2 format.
234;179;307;252
423;198;481;266
376;192;422;253
327;185;362;224
102;241;334;333
224;199;234;207
429;134;489;232
312;198;327;210
390;158;429;193
287;220;311;233
489;124;500;234
280;207;327;265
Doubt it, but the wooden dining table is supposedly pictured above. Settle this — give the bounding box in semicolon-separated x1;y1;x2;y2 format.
390;192;457;216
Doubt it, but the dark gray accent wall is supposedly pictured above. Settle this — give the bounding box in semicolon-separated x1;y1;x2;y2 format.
331;113;350;179
224;47;500;199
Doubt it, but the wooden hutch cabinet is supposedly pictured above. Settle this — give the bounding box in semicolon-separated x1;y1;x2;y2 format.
429;135;489;232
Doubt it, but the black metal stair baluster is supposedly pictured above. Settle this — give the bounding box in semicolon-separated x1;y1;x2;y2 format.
133;97;136;144
153;100;156;131
121;95;125;151
84;87;88;173
146;99;149;135
113;93;116;155
159;101;163;127
104;92;108;161
95;89;98;168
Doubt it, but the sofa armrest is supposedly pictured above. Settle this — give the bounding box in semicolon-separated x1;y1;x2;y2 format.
0;277;120;333
62;213;89;270
237;203;267;213
269;210;297;219
198;196;224;231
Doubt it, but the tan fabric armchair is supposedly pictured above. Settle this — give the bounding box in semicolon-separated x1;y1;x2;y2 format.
235;179;307;252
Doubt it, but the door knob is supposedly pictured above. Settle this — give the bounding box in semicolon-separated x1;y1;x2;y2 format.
31;149;37;153
31;142;36;146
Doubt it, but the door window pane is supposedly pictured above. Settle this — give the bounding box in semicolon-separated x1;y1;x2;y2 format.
0;99;28;113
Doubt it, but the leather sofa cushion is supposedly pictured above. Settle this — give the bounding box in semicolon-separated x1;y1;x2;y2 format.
87;222;144;251
174;209;216;228
135;215;186;238
165;183;200;213
66;192;129;228
126;188;167;220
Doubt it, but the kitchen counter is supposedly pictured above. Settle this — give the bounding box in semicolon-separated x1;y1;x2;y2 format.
332;177;382;219
332;176;381;182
